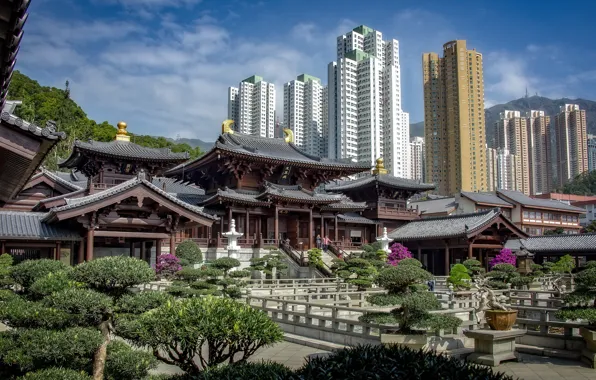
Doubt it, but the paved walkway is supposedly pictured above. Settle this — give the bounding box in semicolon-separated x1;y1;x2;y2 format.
155;341;596;379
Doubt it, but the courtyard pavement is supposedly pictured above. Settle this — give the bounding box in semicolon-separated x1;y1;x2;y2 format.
154;341;596;379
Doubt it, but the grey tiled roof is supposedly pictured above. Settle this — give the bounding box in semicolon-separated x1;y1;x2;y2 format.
54;170;89;189
497;189;585;213
521;234;596;253
63;140;188;163
151;177;204;195
320;198;367;211
326;174;435;192
201;188;269;206
461;192;513;207
43;172;216;222
37;168;83;191
388;209;500;241
337;213;377;224
0;112;66;141
411;197;457;216
0;211;81;241
258;183;343;203
0;1;30;110
33;188;86;211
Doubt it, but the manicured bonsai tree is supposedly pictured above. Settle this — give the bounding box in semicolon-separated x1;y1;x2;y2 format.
447;263;471;290
212;257;250;298
175;240;203;267
387;242;412;266
462;259;485;277
332;258;377;291
119;296;284;375
556;261;596;325
489;248;516;269
360;258;461;333
155;254;182;279
0;257;157;379
486;263;520;289
249;249;288;279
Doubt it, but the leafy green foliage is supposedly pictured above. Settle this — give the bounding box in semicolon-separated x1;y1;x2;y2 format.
7;71;204;170
561;169;596;196
307;248;324;269
447;264;471;290
211;257;241;275
249;250;288;278
121;296;284;374
189;361;292;380
18;368;92;380
544;227;565;235
557;262;596;325
116;291;173;315
486;263;519;289
42;288;113;326
71;256;155;297
0;253;14;288
295;344;514;380
332;258;376;291
29;270;80;299
0;297;72;329
462;259;484;277
552;254;576;274
105;340;157;380
10;259;69;289
175;240;203;267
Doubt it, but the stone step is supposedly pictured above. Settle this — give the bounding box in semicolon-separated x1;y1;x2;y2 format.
516;343;581;361
443;347;474;359
283;333;346;352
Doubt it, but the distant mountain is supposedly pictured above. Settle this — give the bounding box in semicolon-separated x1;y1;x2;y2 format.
409;96;596;145
168;137;214;152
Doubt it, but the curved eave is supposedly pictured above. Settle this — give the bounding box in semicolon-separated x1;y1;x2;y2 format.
260;193;340;205
201;194;270;207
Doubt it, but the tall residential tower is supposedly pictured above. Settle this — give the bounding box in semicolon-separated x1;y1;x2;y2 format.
327;25;409;177
228;75;276;138
526;110;551;194
423;40;486;195
554;104;588;187
494;110;530;194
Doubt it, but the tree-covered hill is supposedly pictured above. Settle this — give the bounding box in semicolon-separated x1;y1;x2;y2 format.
7;71;203;170
561;170;596;195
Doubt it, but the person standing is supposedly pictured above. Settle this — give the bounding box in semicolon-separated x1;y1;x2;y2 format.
316;234;322;249
323;236;330;252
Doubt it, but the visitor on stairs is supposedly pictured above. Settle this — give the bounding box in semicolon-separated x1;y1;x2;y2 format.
316;235;322;249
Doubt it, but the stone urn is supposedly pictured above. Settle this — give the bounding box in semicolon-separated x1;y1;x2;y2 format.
485;310;518;331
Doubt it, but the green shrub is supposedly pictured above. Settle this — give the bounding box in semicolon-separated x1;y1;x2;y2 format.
307;248;323;269
510;276;533;288
42;288;112;326
296;344;513;380
29;270;80;299
486;263;519;288
0;297;72;329
447;264;471;290
189;281;217;290
462;259;484;276
557;263;596;325
72;257;155;297
10;259;69;289
193;361;292;380
19;368;92;380
333;258;376;291
105;340;157;380
116;291;173;315
211;257;241;275
177;267;223;282
123;296;283;374
249;251;288;277
0;253;14;288
228;269;251;278
176;240;203;266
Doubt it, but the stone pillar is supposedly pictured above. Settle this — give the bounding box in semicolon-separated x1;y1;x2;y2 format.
417;247;422;261
156;239;162;257
85;228;94;261
170;234;176;255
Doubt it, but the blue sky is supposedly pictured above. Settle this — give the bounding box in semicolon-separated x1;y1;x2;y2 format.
17;0;596;141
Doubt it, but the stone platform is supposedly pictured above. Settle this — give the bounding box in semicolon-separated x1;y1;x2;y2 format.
464;328;527;366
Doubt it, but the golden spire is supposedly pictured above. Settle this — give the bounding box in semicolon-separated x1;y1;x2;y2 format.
283;128;294;143
372;157;388;175
115;121;130;142
222;119;235;134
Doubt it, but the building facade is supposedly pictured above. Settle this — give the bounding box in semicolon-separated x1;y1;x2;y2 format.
410;137;425;181
283;74;326;157
486;147;520;192
228;75;276;138
588;134;596;172
423;40;487;195
327;25;410;177
526;110;551;194
495;110;530;195
554;104;588;187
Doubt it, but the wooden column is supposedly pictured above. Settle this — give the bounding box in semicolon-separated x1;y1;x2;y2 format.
129;241;135;258
320;215;324;237
417;247;422;261
169;234;175;255
85;228;94;261
156;239;162;257
444;244;450;276
334;215;338;241
274;206;279;242
308;208;313;249
0;241;5;255
468;242;473;259
245;210;250;236
78;240;85;264
55;242;61;261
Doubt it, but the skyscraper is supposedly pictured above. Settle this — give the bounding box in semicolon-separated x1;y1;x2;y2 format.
410;137;425;181
327;25;409;177
283;74;326;157
228;75;276;138
423;40;486;195
486;147;521;191
554;104;588;187
526;110;551;194
494;110;530;195
588;134;596;172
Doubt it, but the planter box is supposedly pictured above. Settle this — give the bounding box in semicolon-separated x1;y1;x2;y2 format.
380;333;429;350
464;329;526;366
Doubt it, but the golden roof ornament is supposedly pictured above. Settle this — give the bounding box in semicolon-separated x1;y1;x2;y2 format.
283;128;294;143
222;119;235;134
372;157;388;175
115;121;130;142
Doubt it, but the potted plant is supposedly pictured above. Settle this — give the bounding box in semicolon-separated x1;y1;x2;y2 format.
360;258;461;349
472;276;517;331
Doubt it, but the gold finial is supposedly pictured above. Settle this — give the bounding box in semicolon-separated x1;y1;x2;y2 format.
372;157;387;175
283;128;294;143
222;119;235;134
115;121;130;142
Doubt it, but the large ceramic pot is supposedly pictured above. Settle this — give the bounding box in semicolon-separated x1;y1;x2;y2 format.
485;310;518;331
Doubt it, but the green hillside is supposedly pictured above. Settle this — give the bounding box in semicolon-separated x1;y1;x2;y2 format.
6;71;204;170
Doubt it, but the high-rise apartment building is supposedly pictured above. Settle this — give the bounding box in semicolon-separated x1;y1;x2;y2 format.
410;137;425;181
588;134;596;172
554;104;588;187
228;75;276;138
486;147;520;191
423;40;486;195
526;110;551;194
327;25;410;177
283;74;326;156
494;110;530;195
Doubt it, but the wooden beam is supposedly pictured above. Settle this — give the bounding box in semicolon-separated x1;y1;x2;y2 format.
86;229;94;261
94;231;170;239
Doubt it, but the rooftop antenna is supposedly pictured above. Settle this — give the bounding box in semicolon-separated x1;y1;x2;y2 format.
525;87;528;98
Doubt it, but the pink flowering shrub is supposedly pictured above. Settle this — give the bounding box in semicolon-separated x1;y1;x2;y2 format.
489;248;516;269
155;254;182;279
387;243;412;266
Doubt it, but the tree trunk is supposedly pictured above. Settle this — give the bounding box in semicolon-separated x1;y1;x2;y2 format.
93;320;111;380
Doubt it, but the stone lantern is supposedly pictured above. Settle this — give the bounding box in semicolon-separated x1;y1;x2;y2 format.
222;219;243;259
376;227;392;254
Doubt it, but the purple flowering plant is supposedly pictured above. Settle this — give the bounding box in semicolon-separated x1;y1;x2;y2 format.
387;243;412;266
155;254;182;279
489;248;516;269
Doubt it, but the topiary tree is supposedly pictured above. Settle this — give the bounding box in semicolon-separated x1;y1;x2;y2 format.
557;261;596;325
0;257;157;379
488;248;516;269
486;263;520;289
249;250;288;279
360;258;461;333
387;243;412;266
175;240;203;267
119;296;284;375
155;254;182;279
168;267;224;298
552;254;576;274
447;263;471;290
332;258;377;291
212;257;248;298
307;248;324;270
462;259;485;278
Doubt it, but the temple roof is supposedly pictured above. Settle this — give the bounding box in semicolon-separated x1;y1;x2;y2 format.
388;209;505;241
0;211;81;241
320;198;368;211
521;233;596;253
410;197;457;216
33;168;84;192
496;189;585;213
201;188;269;207
59;140;189;168
460;191;513;208
337;213;377;224
326;173;435;192
0;1;30;108
1;112;66;141
151;177;204;195
257;183;342;204
54;170;89;189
